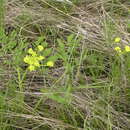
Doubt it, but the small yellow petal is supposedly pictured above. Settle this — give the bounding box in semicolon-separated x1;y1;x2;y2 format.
32;52;37;56
114;37;121;43
125;46;130;52
28;65;35;71
114;47;122;53
28;48;37;56
46;61;54;67
37;45;44;51
28;48;34;54
37;56;45;61
24;55;30;63
34;61;40;67
27;56;35;65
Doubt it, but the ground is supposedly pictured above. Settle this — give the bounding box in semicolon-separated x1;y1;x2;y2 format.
0;0;130;130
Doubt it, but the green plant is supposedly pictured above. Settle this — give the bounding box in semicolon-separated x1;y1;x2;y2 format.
0;0;4;34
23;45;53;71
57;34;80;78
0;0;130;129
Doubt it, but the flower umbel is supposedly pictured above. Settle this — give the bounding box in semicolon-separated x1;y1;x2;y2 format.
114;37;121;43
46;61;54;67
125;46;130;52
114;47;122;53
24;47;45;71
37;45;44;51
23;55;30;63
28;48;37;56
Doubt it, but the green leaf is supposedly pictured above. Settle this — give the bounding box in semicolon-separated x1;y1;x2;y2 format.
67;34;75;43
43;92;71;104
42;48;52;57
57;38;65;49
128;23;130;28
10;30;17;39
47;55;58;62
57;52;68;61
41;41;48;48
35;36;45;45
6;41;17;50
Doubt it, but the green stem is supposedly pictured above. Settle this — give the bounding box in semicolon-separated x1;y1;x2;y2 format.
0;0;5;34
16;67;27;91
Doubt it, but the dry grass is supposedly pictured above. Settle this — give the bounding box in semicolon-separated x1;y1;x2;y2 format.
0;0;130;130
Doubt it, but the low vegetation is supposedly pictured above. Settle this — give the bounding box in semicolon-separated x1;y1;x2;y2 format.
0;0;130;130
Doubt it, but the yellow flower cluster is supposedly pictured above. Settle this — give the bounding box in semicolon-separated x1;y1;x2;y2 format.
24;45;54;71
114;45;130;54
114;46;130;53
114;37;130;54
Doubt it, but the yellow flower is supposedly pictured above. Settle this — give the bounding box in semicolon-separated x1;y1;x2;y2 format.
114;47;122;53
37;45;44;51
23;55;30;63
33;61;40;67
28;48;37;56
46;61;54;67
28;48;34;54
37;56;45;61
114;37;121;43
28;65;35;71
125;45;130;52
24;56;37;65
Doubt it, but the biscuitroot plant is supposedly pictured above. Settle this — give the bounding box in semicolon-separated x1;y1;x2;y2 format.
113;37;130;87
15;37;57;106
24;45;54;71
15;43;55;97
